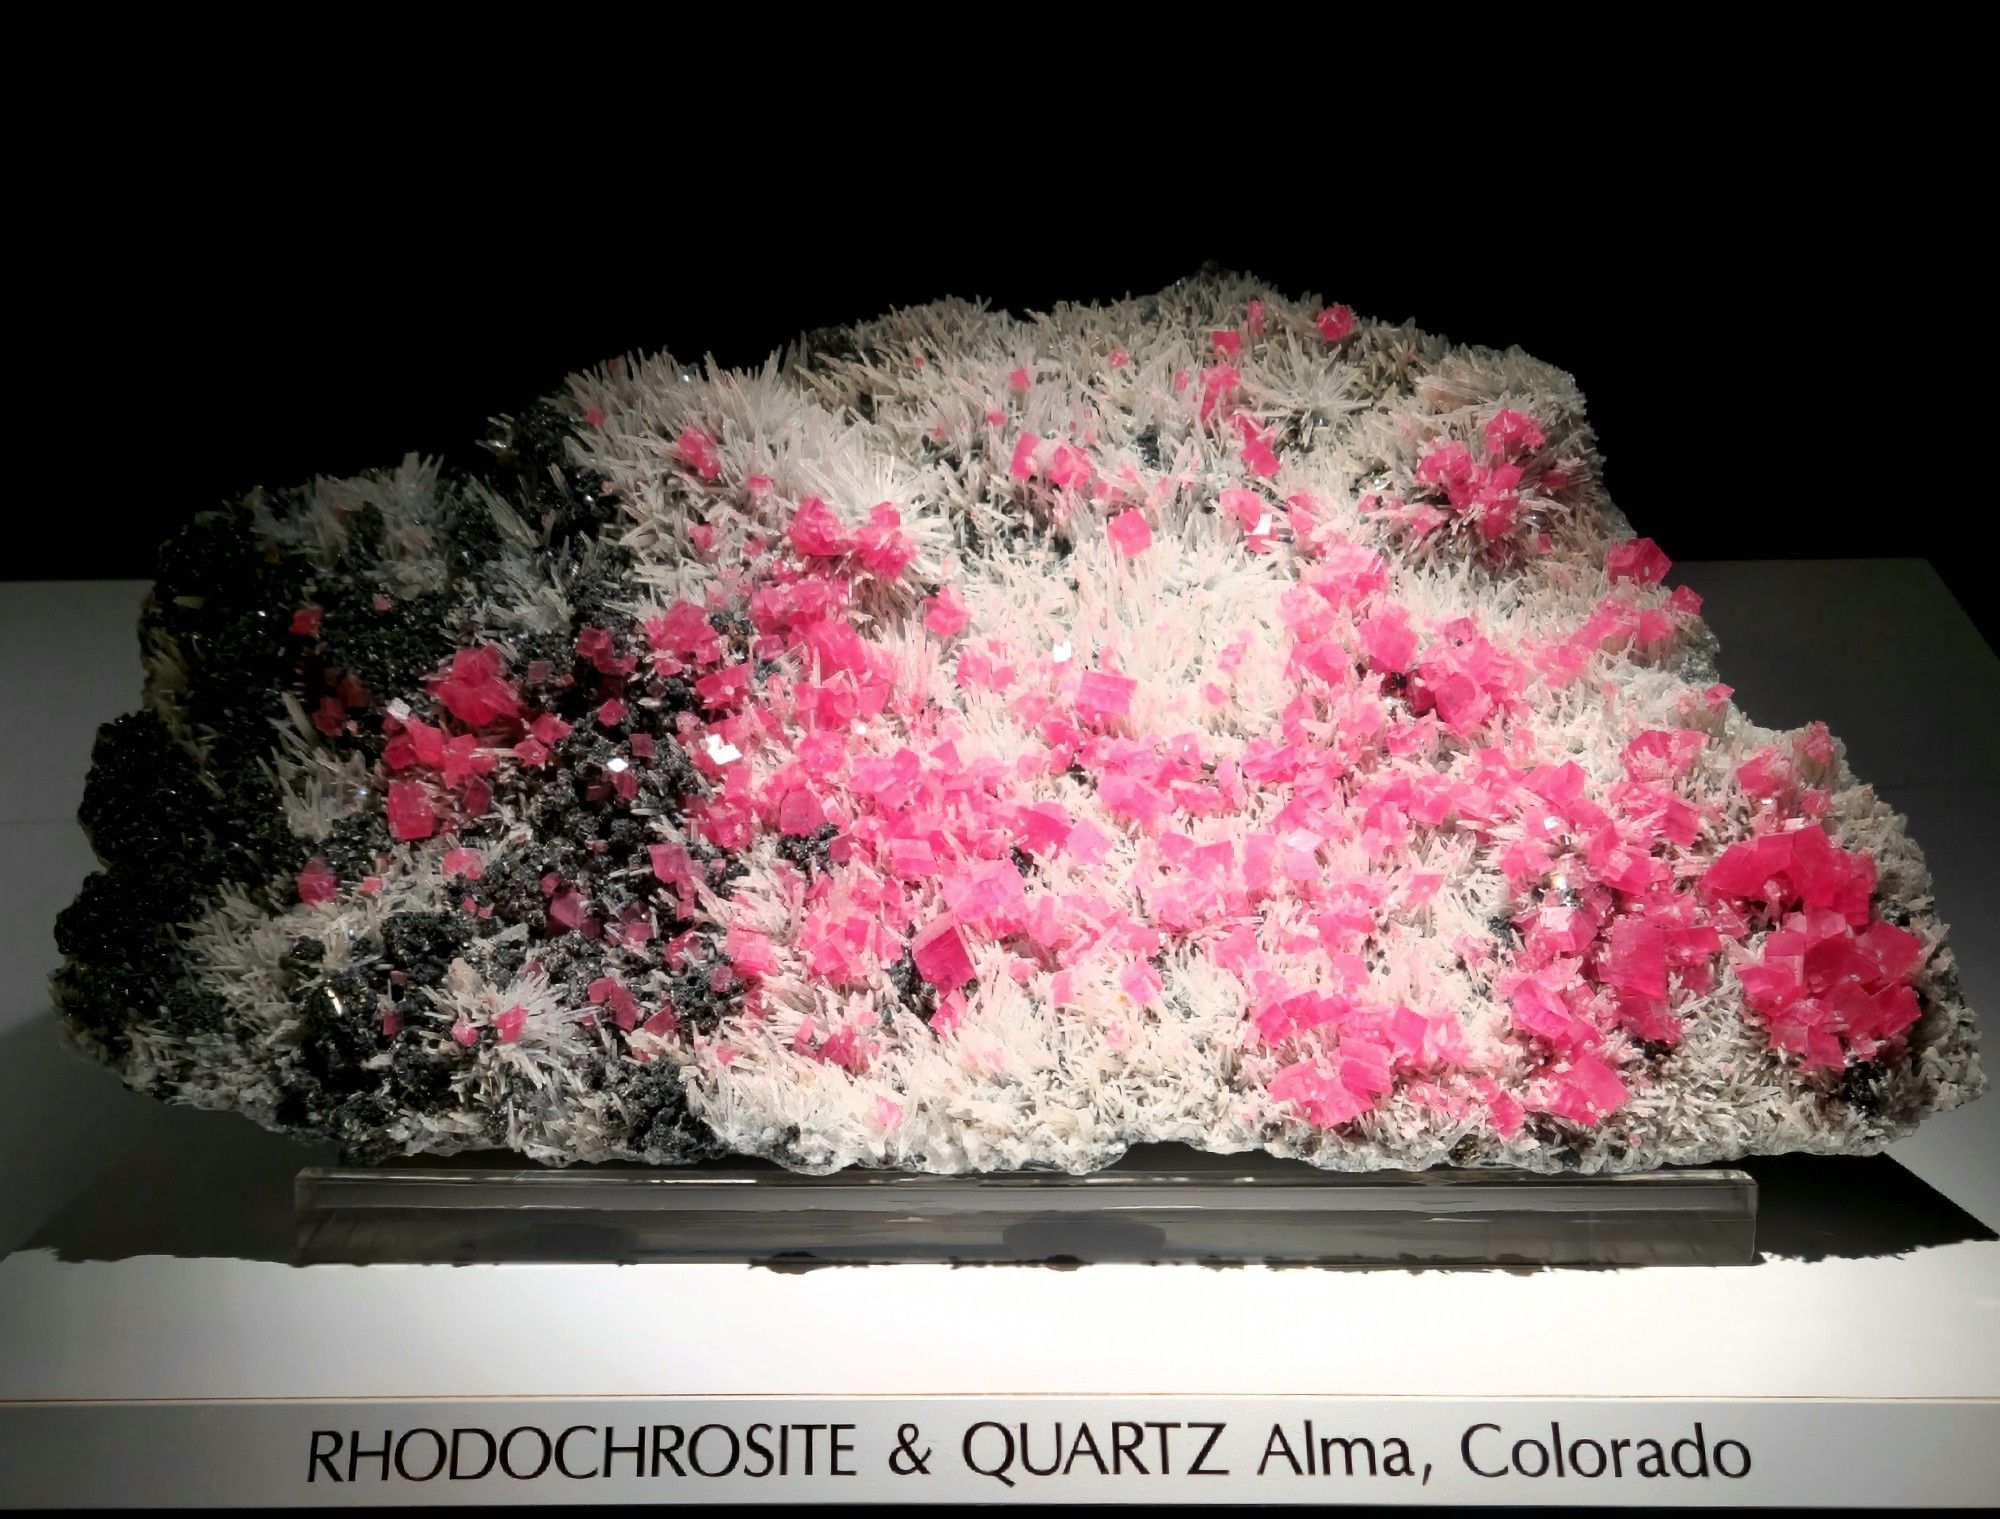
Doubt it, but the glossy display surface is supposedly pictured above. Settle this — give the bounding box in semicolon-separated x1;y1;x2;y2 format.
296;1146;1756;1266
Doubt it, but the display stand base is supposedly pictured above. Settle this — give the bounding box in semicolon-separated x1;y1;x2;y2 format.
295;1145;1756;1267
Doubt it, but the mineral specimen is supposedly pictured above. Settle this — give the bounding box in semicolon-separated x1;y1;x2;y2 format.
54;271;1982;1172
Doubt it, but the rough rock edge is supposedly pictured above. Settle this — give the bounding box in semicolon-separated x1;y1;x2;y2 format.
53;269;1983;1173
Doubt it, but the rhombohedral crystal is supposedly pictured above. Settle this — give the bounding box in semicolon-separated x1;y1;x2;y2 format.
54;272;1982;1172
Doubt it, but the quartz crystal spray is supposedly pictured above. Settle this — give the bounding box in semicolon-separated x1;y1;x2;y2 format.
53;272;1983;1172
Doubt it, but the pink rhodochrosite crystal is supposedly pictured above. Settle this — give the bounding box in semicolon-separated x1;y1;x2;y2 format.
53;271;1981;1173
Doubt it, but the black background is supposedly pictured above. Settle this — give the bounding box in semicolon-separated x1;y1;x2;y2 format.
24;134;1992;652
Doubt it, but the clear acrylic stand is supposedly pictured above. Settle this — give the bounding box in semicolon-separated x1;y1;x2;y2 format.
295;1144;1756;1267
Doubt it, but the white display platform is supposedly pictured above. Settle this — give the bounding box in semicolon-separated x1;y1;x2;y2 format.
2;563;1997;1508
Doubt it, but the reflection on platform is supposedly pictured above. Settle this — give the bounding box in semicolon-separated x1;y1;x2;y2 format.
15;1133;1991;1271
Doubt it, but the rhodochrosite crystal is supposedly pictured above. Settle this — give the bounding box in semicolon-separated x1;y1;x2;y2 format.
55;272;1982;1172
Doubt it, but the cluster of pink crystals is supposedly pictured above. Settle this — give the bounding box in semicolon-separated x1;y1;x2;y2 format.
657;389;1892;1133
1703;821;1921;1066
300;347;1921;1144
1359;407;1571;553
701;431;1540;1131
311;673;373;739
